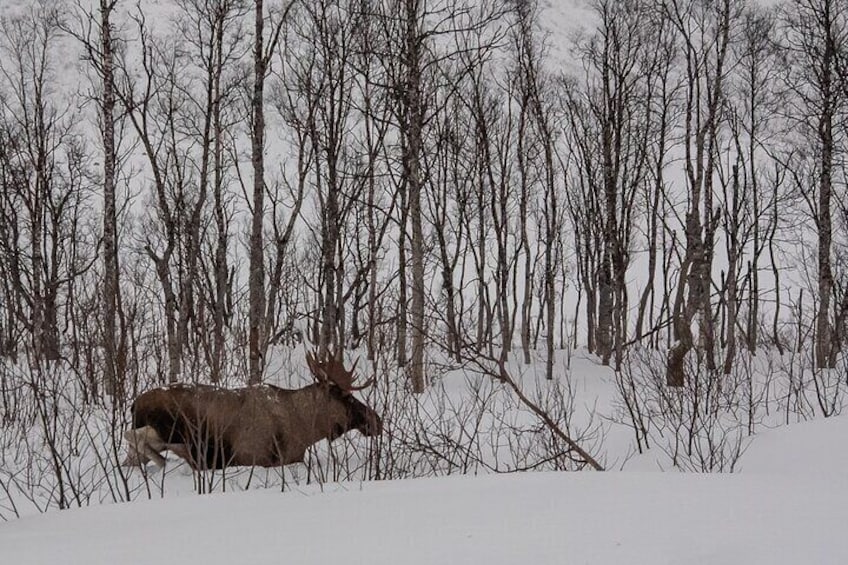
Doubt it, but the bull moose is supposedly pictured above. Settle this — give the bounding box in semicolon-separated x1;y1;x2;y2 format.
123;352;382;470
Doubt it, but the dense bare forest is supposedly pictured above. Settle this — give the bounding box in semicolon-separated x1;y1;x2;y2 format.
0;0;847;514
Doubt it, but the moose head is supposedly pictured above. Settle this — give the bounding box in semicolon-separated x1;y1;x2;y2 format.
305;350;382;437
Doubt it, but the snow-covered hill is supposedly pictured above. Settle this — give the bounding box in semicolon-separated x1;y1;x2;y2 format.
3;414;847;565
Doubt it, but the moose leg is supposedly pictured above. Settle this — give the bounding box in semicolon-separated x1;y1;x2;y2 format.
123;426;167;468
164;443;197;469
122;428;148;466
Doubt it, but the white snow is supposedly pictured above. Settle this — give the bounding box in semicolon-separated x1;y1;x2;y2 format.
741;414;848;476
3;415;847;564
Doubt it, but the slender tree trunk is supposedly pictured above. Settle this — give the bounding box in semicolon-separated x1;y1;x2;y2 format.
211;16;228;382
147;249;179;382
747;69;761;354
100;0;121;397
475;179;486;352
397;171;408;367
596;253;613;364
635;91;668;343
816;71;835;369
542;139;556;381
401;0;427;392
248;0;268;384
364;79;378;362
723;164;741;375
517;103;532;365
319;168;340;357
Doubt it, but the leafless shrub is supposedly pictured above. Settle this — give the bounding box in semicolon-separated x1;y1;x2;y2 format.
770;344;847;422
613;347;755;472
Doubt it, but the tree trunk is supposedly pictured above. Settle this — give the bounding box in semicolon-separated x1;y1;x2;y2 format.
723;165;741;375
211;20;228;382
542;138;556;381
248;0;268;384
100;0;121;397
403;0;426;393
816;63;835;369
517;103;532;365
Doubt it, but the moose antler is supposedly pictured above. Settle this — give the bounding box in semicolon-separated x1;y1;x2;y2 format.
305;350;374;394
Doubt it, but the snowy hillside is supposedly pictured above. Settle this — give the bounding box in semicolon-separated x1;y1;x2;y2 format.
3;414;848;565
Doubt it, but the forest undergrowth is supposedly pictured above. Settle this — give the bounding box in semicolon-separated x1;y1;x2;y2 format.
1;339;844;520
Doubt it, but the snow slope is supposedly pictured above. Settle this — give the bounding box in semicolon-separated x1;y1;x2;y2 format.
1;473;845;564
3;416;848;565
740;413;848;475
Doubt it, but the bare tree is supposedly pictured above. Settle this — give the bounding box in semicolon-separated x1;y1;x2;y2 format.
248;0;290;383
633;9;678;349
176;0;249;380
180;0;250;382
369;0;504;390
467;67;514;363
780;0;848;369
350;0;397;362
96;0;127;397
399;0;427;393
564;0;665;368
115;13;188;384
112;2;247;383
510;0;559;379
64;0;129;396
509;0;543;365
665;0;738;386
0;6;95;363
423;90;472;362
718;6;780;372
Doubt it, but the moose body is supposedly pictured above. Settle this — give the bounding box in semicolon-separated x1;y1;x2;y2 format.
124;355;382;470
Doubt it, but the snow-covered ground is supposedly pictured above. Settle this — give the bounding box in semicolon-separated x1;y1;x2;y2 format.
3;414;847;565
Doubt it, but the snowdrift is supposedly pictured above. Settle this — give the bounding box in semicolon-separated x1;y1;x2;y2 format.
3;415;847;565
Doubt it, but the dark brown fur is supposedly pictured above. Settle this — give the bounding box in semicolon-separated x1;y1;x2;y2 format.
127;382;382;469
